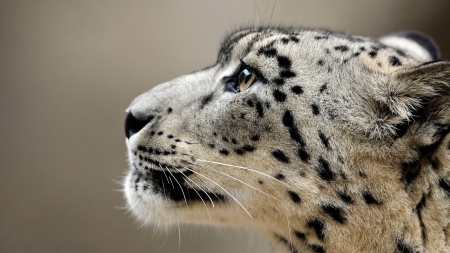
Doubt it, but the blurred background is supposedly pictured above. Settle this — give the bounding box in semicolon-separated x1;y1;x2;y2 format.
1;1;449;252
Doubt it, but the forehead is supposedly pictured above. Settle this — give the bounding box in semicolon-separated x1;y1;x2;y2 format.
218;28;363;60
218;27;418;72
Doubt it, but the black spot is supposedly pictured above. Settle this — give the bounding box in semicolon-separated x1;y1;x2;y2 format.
281;38;289;44
242;145;255;151
307;218;325;241
231;138;238;144
277;56;292;69
310;244;326;253
240;113;246;119
291;86;304;94
337;191;353;203
353;52;360;57
362;190;381;205
321;204;346;223
289;36;299;43
294;231;306;240
258;47;277;58
439;178;450;195
396;238;418;253
157;131;164;135
171;145;176;149
273;78;285;85
150;131;155;136
247;100;254;107
318;131;331;150
298;147;310;162
167;108;173;113
276;235;301;253
319;84;327;93
174;139;181;142
200;94;213;109
235;149;244;155
368;51;377;58
402;162;421;185
317;59;324;66
311;104;320;115
219;149;229;155
272;149;290;163
334;45;349;52
357;170;367;178
256;101;264;117
213;132;217;136
273;90;287;102
280;70;296;78
315;36;328;40
283;110;306;147
258;180;263;184
389;56;402;66
317;157;336;181
288;190;301;204
274;173;285;180
167;134;174;139
251;135;260;141
222;136;229;142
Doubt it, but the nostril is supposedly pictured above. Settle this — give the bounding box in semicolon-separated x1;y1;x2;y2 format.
125;112;154;138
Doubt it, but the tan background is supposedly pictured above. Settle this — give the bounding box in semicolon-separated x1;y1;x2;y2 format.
1;1;449;252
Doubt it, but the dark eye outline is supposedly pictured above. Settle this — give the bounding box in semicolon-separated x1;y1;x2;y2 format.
223;61;266;93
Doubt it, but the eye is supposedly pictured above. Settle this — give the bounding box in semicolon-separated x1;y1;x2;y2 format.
238;69;256;92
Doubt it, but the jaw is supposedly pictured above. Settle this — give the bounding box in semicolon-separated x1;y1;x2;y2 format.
123;169;260;228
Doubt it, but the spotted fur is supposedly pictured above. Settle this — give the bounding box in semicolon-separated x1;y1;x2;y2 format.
124;27;450;253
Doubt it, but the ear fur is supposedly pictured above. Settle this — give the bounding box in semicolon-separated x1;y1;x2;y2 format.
391;61;450;157
379;31;440;61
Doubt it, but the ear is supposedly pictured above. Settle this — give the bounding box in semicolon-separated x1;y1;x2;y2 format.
379;31;440;61
391;61;450;158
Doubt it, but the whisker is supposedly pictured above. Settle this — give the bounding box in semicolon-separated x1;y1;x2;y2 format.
160;173;167;198
194;158;289;187
190;162;275;199
174;167;212;220
163;165;188;206
177;219;181;253
287;214;293;253
269;0;277;25
184;167;253;218
185;168;224;205
178;168;215;207
160;164;175;189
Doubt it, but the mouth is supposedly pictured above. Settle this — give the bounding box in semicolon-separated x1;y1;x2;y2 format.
131;162;226;203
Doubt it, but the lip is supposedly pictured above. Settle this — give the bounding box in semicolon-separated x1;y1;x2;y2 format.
131;161;226;203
